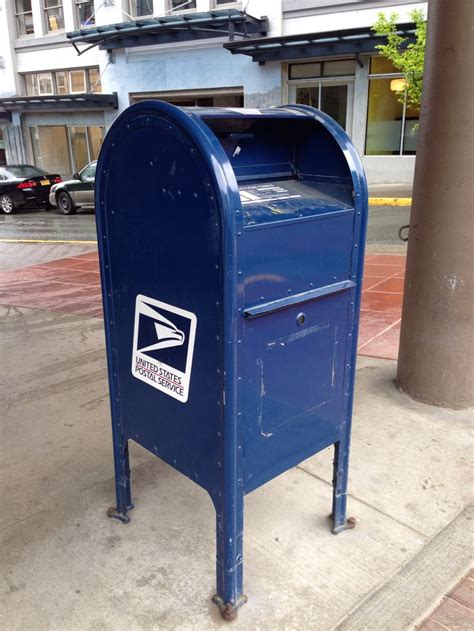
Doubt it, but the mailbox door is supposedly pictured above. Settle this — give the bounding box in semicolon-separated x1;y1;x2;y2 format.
242;290;352;492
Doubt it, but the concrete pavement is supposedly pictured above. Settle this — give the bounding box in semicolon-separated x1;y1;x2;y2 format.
1;301;472;630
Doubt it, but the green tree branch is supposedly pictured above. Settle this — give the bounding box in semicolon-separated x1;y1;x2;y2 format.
372;9;426;110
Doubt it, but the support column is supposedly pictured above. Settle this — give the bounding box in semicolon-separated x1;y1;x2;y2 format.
397;0;474;409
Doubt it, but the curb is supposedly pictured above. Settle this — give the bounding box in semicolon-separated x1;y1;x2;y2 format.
369;197;412;206
335;504;474;631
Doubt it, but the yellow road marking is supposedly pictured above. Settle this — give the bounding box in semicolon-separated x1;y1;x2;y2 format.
0;238;98;244
369;197;412;206
0;198;411;246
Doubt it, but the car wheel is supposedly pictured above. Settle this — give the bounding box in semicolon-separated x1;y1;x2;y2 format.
57;191;76;215
0;193;16;214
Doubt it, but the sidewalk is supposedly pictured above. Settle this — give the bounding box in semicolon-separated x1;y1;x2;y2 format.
0;250;406;361
0;246;472;630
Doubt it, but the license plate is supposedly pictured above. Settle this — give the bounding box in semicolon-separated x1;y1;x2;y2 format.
40;179;50;186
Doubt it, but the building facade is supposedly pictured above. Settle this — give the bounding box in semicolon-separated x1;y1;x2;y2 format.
0;0;426;184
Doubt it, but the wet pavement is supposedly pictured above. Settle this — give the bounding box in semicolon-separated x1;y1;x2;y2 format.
0;207;96;243
0;203;411;246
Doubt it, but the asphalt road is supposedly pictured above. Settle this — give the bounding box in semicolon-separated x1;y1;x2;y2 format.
0;203;411;245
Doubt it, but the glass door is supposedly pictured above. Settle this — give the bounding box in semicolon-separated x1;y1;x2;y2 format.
290;80;354;136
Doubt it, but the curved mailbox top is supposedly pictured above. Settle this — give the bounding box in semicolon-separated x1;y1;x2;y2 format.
97;101;367;235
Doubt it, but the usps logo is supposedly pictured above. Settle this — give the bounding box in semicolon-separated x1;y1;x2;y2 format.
132;295;197;403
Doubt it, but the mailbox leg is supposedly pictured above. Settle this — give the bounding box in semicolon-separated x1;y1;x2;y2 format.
331;440;356;534
212;492;247;621
107;439;134;524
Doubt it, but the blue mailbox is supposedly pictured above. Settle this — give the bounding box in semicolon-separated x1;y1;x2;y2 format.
96;101;367;620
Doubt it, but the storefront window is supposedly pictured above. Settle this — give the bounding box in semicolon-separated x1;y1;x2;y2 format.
76;0;95;26
0;128;6;166
44;0;64;32
69;127;89;172
15;0;34;36
88;126;104;160
31;126;71;176
31;125;105;176
365;56;420;155
295;82;351;131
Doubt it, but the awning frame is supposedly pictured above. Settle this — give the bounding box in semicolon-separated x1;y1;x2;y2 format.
223;22;417;63
67;9;268;56
0;93;118;113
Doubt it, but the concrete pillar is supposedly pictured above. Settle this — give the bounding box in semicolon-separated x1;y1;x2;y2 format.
396;0;474;409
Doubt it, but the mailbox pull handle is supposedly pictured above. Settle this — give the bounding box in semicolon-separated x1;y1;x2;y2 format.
243;280;356;319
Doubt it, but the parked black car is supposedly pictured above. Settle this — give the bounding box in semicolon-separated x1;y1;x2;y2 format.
0;164;62;214
49;161;96;214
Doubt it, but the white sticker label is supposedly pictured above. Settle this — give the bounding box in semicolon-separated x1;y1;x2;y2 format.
131;295;197;403
239;183;303;205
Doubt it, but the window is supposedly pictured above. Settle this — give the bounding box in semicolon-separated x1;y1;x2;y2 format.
69;127;89;172
44;0;64;32
24;68;100;96
37;73;53;95
170;0;196;11
56;71;68;94
289;61;355;133
15;0;34;36
31;126;71;177
25;74;38;96
129;0;154;17
289;60;355;80
80;161;97;181
69;69;86;93
31;125;105;177
295;84;349;130
0;128;6;166
88;68;102;93
214;0;238;5
76;0;95;26
365;56;420;155
88;127;104;159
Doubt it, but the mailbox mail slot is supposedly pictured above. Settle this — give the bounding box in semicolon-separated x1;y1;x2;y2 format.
96;102;368;620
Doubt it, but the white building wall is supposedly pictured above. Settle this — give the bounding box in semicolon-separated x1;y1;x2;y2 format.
0;0;18;96
283;2;426;34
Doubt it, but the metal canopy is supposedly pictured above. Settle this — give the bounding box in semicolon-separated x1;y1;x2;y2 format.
67;9;268;55
223;22;416;63
0;93;118;112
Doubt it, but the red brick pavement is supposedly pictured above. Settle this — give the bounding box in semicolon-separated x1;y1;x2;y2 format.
0;251;406;361
417;570;474;630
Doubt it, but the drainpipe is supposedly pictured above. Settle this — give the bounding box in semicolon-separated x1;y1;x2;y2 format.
396;0;474;408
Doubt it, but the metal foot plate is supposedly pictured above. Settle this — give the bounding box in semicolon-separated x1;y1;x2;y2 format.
329;514;357;534
107;504;134;524
212;594;248;621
